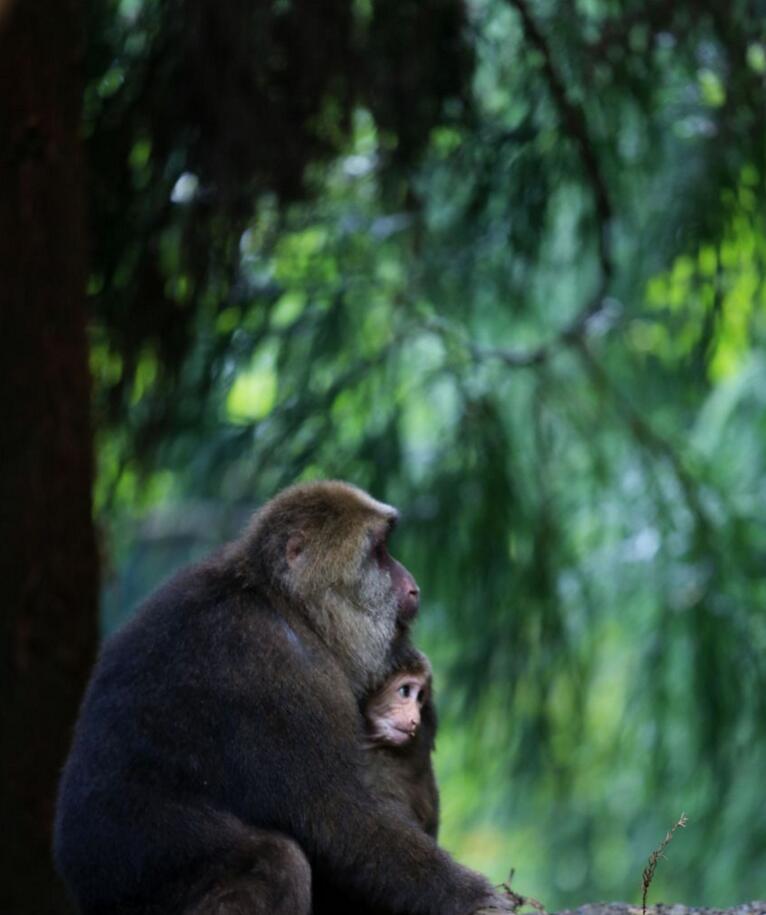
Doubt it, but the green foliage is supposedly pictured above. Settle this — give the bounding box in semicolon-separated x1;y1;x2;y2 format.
90;0;766;907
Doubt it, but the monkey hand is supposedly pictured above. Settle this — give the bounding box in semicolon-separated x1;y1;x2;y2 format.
471;892;517;913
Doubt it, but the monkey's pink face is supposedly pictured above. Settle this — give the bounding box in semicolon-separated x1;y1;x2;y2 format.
370;526;420;625
367;673;427;747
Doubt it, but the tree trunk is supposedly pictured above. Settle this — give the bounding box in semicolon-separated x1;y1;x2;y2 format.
0;2;99;913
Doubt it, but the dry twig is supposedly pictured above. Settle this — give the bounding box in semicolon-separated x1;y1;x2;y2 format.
501;869;549;915
642;813;689;915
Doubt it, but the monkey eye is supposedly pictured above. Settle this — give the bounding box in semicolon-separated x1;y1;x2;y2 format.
416;689;425;703
372;538;388;564
398;684;412;699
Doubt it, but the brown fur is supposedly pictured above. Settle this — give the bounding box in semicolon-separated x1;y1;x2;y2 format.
312;643;442;915
231;480;401;694
54;481;510;915
366;649;440;837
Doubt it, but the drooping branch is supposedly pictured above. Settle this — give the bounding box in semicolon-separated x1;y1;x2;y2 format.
574;340;714;538
424;299;619;370
505;0;613;284
425;0;616;370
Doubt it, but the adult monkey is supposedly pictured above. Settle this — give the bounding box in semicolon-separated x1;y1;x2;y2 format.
55;481;511;915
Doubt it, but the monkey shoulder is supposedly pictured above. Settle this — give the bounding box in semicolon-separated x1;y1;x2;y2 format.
98;557;300;678
73;558;334;760
128;558;360;734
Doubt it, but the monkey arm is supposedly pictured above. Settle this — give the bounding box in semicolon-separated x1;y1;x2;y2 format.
318;748;504;913
245;711;500;915
310;802;499;915
225;620;508;915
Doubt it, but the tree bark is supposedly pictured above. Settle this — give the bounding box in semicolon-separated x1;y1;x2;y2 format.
0;2;98;913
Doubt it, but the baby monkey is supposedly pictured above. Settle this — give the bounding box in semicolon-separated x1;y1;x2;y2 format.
313;650;440;915
364;649;439;839
366;663;429;747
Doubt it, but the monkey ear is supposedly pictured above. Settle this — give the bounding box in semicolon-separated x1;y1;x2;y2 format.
286;531;306;568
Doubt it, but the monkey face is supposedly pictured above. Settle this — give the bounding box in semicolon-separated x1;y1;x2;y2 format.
367;672;428;747
254;481;420;688
366;523;420;626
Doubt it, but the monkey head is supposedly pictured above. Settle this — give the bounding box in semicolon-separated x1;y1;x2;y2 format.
366;669;429;747
237;481;420;691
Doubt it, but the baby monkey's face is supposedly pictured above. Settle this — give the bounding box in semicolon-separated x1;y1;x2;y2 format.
366;671;428;747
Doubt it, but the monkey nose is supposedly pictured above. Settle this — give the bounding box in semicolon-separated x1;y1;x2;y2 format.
399;590;420;623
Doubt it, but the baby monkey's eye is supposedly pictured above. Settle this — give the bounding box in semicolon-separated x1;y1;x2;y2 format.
416;689;425;704
398;684;412;699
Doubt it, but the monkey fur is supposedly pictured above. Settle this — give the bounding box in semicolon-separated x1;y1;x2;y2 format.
311;642;441;915
54;481;511;915
366;647;439;839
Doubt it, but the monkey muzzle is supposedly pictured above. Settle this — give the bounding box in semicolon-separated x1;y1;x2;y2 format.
397;588;420;625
